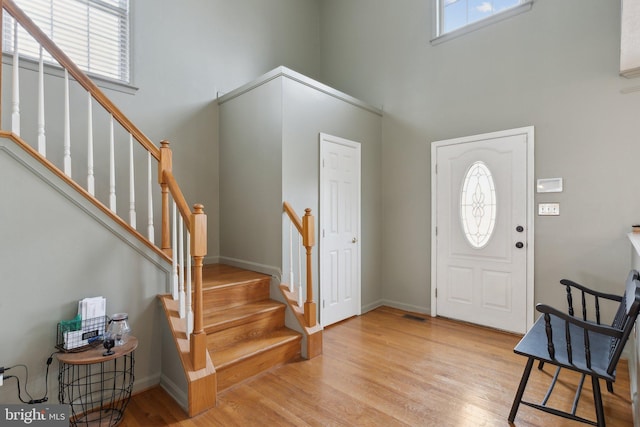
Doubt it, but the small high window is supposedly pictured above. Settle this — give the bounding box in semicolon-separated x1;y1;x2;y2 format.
3;0;130;84
435;0;533;41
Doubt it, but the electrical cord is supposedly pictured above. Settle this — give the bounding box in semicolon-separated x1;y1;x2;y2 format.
3;351;58;404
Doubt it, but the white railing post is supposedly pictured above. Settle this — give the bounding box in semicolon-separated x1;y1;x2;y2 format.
37;46;46;155
172;201;179;300
289;222;294;292
129;134;136;228
12;21;20;137
63;69;71;176
87;92;94;195
178;218;186;318
109;116;116;211
298;233;303;308
147;152;155;242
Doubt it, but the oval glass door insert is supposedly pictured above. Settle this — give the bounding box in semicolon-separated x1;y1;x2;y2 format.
460;161;497;248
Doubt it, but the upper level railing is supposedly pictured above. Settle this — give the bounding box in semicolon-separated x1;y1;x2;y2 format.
283;201;317;328
1;0;207;370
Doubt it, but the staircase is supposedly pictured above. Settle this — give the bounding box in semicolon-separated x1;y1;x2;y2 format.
1;0;319;418
201;264;302;391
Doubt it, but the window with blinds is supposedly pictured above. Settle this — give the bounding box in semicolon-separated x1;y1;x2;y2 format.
3;0;130;84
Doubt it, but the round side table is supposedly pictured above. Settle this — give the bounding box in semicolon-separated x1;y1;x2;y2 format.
57;336;137;427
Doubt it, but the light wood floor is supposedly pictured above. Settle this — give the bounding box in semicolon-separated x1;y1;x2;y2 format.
121;307;633;426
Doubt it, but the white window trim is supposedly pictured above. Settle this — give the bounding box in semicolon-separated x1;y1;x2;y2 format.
431;0;534;45
3;0;133;90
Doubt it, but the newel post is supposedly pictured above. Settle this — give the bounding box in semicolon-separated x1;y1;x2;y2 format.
158;140;172;256
302;208;317;327
190;204;207;370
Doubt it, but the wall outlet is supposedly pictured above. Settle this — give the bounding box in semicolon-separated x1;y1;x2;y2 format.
538;203;560;216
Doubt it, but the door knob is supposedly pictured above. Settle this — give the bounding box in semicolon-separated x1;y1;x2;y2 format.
516;225;524;232
515;242;524;249
352;237;358;243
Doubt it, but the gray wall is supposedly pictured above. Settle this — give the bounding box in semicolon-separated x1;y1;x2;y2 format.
0;0;320;405
318;0;640;316
281;77;383;312
0;139;169;404
7;0;640;408
218;72;383;315
121;0;320;259
219;78;284;269
3;0;321;262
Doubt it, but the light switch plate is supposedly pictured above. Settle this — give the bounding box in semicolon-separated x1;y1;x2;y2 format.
538;203;560;216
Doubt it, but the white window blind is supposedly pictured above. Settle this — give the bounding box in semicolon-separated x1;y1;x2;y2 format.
3;0;130;83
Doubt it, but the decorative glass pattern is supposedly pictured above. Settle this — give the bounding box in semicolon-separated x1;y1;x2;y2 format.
460;161;497;248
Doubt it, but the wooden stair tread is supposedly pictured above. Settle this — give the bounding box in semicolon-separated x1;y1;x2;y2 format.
202;300;285;332
162;263;309;400
210;328;301;369
202;264;271;290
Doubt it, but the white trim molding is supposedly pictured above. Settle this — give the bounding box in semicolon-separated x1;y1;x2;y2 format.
430;126;535;332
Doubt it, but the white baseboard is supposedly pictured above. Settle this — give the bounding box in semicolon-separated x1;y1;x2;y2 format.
218;256;281;279
132;373;161;395
204;255;219;265
160;374;188;412
363;299;430;316
361;299;384;313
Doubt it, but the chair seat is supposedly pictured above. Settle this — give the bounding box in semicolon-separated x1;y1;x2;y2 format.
514;315;616;382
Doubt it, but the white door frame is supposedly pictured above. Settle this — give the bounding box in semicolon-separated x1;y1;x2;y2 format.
430;126;535;331
319;132;362;327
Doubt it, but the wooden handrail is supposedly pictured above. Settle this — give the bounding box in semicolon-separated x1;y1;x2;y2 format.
1;0;208;372
283;202;316;327
2;0;160;160
0;130;171;264
283;201;303;234
163;171;192;230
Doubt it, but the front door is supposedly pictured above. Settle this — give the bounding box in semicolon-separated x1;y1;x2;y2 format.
431;127;534;334
320;133;361;327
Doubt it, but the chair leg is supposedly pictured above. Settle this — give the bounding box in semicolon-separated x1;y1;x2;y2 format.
538;360;545;370
606;380;613;393
509;357;535;423
592;376;605;427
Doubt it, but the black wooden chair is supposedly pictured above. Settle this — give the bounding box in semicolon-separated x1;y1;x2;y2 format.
509;270;640;426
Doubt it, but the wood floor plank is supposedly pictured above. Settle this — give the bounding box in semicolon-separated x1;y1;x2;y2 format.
120;306;633;426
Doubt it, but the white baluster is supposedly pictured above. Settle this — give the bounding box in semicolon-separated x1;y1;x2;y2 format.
298;233;303;308
147;152;155;242
129;134;136;228
289;222;294;292
172;201;179;300
63;69;71;177
87;93;94;195
186;230;193;338
178;218;185;318
12;21;20;136
37;46;46;155
109;116;116;211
